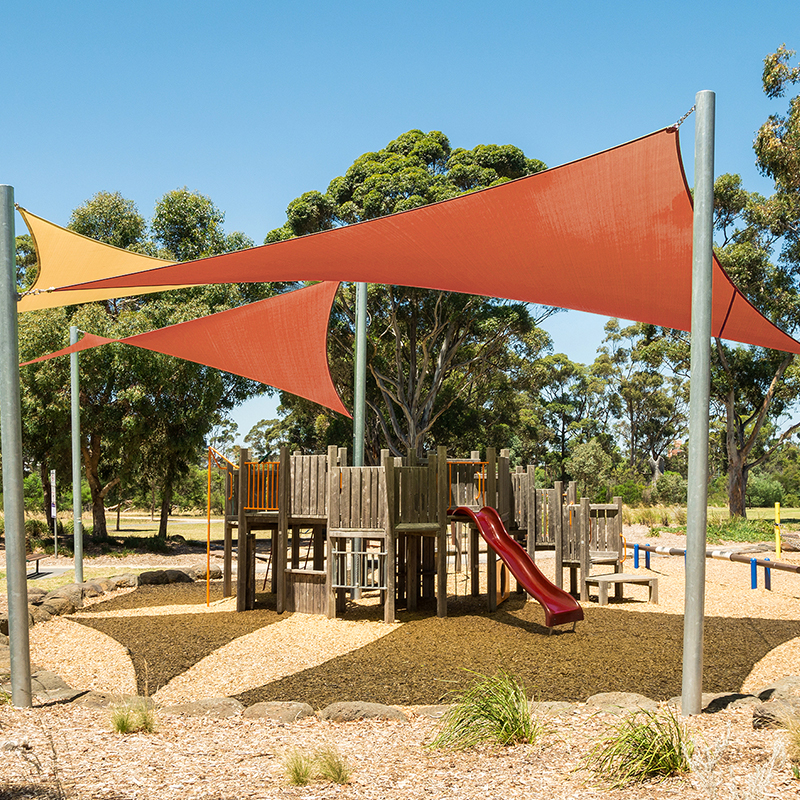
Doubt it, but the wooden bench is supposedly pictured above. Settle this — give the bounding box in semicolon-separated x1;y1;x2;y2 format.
584;572;658;606
26;554;43;577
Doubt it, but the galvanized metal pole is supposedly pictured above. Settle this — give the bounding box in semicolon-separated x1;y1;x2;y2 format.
352;282;368;598
0;186;32;707
70;325;83;584
682;90;715;716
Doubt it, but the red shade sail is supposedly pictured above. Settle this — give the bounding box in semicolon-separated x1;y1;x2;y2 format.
21;282;350;417
57;128;800;355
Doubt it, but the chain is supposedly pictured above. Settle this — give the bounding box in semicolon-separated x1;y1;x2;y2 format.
17;286;55;299
669;105;696;131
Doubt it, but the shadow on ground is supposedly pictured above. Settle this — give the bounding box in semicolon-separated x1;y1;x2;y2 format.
232;592;800;707
73;584;281;695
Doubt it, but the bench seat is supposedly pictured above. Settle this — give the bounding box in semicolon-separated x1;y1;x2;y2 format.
584;572;658;606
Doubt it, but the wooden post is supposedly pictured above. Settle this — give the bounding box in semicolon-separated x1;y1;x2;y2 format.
236;448;249;612
485;447;497;611
246;532;256;608
580;497;590;601
276;446;289;614
525;465;536;564
436;446;447;618
384;456;396;623
223;519;233;598
554;480;564;590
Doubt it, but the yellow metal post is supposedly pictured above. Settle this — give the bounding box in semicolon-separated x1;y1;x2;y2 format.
775;502;781;560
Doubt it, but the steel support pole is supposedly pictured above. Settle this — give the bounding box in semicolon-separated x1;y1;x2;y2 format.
681;90;715;716
352;282;368;598
0;186;32;707
70;325;83;584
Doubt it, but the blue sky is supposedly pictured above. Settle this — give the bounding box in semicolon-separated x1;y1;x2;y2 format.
3;1;798;439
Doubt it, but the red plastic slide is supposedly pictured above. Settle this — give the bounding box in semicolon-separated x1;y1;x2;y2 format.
452;506;584;630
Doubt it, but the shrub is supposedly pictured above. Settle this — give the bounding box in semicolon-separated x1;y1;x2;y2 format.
706;517;772;544
655;472;687;504
429;670;546;750
746;473;785;507
584;708;693;787
611;480;645;506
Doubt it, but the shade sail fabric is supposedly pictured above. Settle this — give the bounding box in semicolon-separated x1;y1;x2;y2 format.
42;129;800;354
16;207;186;312
21;282;350;417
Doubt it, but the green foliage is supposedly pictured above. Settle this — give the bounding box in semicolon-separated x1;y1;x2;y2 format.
584;708;693;787
611;480;645;506
314;747;352;785
429;670;546;750
706;516;773;544
23;474;44;512
746;472;785;507
284;747;352;786
654;472;687;505
284;750;314;786
565;438;612;501
110;700;157;734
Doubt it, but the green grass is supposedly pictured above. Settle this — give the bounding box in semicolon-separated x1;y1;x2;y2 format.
429;670;546;750
110;700;157;734
314;747;352;785
284;750;315;786
584;708;693;787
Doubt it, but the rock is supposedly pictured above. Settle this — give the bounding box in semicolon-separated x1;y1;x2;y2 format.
27;588;48;605
73;692;155;710
164;569;194;584
243;701;315;722
752;700;800;729
586;692;659;715
40;596;76;617
180;567;199;581
30;670;84;704
531;700;578;717
755;676;800;703
407;704;451;719
319;701;408;723
162;697;245;718
49;583;84;608
94;579;115;592
192;564;223;580
703;693;761;713
138;570;170;585
0;633;8;646
0;617;7;637
31;606;55;625
107;574;138;589
80;581;105;598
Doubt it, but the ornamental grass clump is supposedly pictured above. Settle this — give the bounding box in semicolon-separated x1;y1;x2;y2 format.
284;747;352;786
429;670;545;750
284;749;315;786
584;708;693;787
110;700;157;734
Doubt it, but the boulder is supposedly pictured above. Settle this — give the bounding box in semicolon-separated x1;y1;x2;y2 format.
319;701;408;723
138;570;170;586
30;670;84;704
26;588;48;605
161;697;245;718
755;676;800;703
164;569;194;584
406;705;451;719
0;616;7;637
530;700;578;717
49;583;84;608
243;701;315;722
31;606;55;625
0;633;8;646
703;693;761;713
80;581;105;598
40;596;76;617
192;564;222;580
586;692;659;716
752;700;800;729
107;574;138;589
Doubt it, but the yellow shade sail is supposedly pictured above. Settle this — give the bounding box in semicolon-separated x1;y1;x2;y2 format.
16;207;186;312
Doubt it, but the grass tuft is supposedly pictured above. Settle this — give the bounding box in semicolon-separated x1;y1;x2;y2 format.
429;670;546;750
314;746;352;784
584;707;693;787
284;750;315;786
110;699;157;734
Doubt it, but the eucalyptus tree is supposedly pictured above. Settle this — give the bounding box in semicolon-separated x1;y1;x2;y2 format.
264;129;552;459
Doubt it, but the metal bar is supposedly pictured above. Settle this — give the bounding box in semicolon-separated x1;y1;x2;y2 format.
627;542;800;573
682;90;715;716
352;282;368;599
70;325;83;583
0;186;32;706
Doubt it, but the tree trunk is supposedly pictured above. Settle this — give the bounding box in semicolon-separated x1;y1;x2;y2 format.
728;456;748;518
158;487;172;539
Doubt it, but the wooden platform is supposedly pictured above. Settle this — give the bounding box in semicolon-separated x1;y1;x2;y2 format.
583;572;659;606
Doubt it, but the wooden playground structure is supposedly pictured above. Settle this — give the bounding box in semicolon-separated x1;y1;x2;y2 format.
209;446;635;626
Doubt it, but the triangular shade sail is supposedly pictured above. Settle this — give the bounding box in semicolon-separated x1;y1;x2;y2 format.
21;282;350;417
34;127;800;355
16;207;185;312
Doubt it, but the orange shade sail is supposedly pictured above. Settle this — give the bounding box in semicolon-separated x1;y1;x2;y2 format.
21;282;350;417
30;128;800;354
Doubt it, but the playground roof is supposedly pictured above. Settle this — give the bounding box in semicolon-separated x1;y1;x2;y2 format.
20;282;350;417
25;126;800;354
